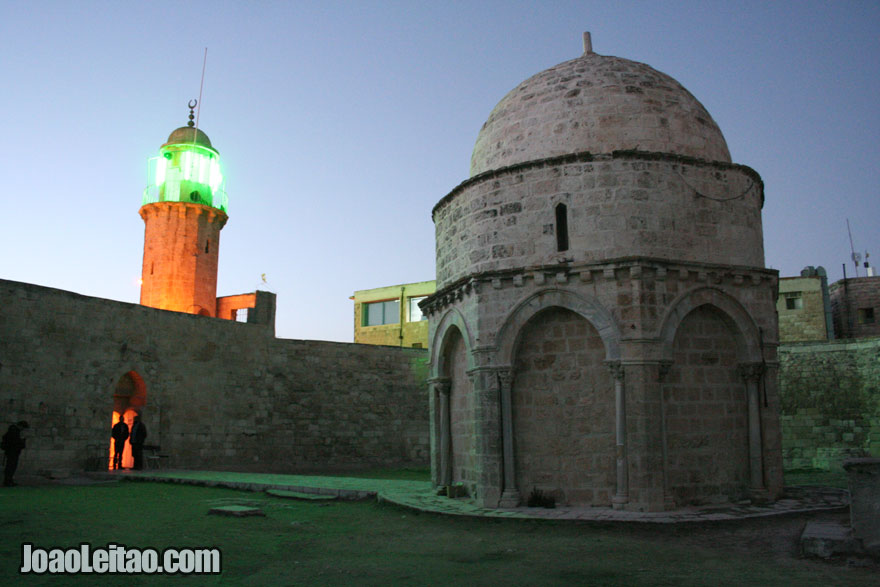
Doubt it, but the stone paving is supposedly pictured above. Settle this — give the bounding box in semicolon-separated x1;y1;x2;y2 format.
98;469;849;525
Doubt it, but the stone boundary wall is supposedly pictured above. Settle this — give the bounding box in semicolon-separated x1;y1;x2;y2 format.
0;279;429;477
778;337;880;470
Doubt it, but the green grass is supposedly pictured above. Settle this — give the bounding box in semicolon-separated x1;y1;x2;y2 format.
0;481;873;586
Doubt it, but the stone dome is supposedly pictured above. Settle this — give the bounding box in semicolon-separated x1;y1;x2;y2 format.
163;126;215;151
470;49;730;177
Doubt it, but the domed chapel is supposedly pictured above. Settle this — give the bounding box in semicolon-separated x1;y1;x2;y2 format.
421;33;783;511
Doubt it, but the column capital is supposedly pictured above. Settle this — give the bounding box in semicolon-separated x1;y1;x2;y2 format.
429;377;451;395
605;360;625;381
738;362;764;383
496;367;514;388
657;360;674;383
465;366;515;389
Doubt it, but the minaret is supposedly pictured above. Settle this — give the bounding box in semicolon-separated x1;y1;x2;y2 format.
139;102;228;316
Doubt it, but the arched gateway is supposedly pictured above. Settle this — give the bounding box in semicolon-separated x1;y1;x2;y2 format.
108;371;147;470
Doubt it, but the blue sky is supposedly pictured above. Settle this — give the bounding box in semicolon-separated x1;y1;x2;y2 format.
2;1;878;342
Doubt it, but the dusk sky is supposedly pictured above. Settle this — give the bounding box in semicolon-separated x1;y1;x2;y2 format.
2;1;878;342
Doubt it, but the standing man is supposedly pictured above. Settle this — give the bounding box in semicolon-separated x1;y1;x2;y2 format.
111;415;129;470
2;420;29;487
129;415;148;470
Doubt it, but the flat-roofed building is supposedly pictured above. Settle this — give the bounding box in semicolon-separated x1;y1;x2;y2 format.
830;275;880;339
777;267;833;342
353;280;435;348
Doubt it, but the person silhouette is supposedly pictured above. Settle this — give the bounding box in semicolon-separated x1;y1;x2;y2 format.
129;416;148;470
2;421;29;487
111;416;129;470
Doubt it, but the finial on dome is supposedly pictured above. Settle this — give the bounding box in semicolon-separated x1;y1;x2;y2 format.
187;99;198;128
583;31;593;55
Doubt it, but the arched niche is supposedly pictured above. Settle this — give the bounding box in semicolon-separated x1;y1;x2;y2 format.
108;371;147;470
496;288;621;367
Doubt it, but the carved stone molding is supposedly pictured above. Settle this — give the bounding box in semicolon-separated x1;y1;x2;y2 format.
657;360;673;383
605;360;624;382
738;362;764;383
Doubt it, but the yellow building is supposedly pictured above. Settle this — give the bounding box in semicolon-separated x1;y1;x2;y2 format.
776;267;834;342
353;280;435;347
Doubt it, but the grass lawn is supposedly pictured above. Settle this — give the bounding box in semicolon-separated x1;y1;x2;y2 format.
0;480;874;586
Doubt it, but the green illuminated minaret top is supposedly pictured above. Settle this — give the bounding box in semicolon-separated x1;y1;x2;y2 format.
143;101;227;213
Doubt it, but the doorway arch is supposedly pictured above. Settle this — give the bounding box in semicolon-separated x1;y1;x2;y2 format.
108;371;147;470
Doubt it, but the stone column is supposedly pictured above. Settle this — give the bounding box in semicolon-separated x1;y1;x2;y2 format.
759;360;784;498
497;368;520;507
432;378;452;487
658;361;676;510
607;361;628;509
467;366;503;507
739;362;767;499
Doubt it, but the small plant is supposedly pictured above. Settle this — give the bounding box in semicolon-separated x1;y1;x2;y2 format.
527;488;556;508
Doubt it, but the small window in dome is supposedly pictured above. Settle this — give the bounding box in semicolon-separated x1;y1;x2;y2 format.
555;203;569;252
190;191;201;203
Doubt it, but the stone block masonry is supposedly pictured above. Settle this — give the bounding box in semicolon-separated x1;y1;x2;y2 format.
433;152;764;290
0;279;429;477
830;277;880;339
778;337;880;470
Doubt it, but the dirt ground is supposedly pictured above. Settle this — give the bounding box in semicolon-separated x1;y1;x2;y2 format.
624;509;879;574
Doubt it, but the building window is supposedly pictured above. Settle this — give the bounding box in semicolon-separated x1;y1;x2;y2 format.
235;308;249;323
784;292;803;310
555;203;569;252
363;300;399;326
858;308;875;324
408;296;428;322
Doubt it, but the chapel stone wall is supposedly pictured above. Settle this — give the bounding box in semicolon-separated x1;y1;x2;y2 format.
665;305;749;505
434;154;764;289
512;307;614;506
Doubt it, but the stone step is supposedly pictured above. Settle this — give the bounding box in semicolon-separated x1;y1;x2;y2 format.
208;505;265;517
801;521;855;558
265;489;337;501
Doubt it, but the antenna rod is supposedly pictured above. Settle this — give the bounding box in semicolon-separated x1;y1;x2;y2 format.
186;48;209;178
195;47;208;132
847;218;860;277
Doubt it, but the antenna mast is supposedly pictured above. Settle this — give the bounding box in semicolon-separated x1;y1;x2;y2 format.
196;48;207;131
185;48;209;178
847;218;861;277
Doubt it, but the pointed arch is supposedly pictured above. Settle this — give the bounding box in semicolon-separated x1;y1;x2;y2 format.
107;370;148;470
657;286;762;363
429;307;476;379
658;286;764;506
496;288;621;366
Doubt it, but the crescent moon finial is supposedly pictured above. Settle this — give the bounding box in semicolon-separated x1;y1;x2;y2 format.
187;100;198;127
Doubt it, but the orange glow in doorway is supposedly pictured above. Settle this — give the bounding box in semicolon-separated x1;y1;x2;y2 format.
108;410;137;470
